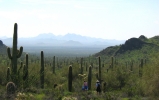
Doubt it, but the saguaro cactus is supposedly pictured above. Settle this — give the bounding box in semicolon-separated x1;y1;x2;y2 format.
26;54;28;68
130;60;133;71
80;57;83;74
144;58;146;65
98;56;101;82
86;62;88;72
53;56;55;74
68;65;72;92
91;62;93;68
7;67;10;82
139;59;143;77
111;56;114;69
88;65;92;90
23;54;28;89
140;59;143;68
57;57;59;68
40;51;44;89
7;23;23;84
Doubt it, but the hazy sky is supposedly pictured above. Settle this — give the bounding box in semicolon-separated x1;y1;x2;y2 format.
0;0;159;40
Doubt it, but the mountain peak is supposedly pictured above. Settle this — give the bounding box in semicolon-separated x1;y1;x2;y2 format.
115;38;145;54
36;33;56;38
139;35;148;41
38;33;54;36
64;33;85;38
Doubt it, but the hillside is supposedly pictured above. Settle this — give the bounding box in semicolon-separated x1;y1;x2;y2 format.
149;35;159;45
0;40;7;55
94;35;159;59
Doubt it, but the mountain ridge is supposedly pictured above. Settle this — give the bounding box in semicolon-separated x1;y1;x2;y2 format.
94;35;159;57
1;33;125;47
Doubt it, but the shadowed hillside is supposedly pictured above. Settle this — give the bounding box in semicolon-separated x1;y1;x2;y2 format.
94;35;159;58
0;40;7;54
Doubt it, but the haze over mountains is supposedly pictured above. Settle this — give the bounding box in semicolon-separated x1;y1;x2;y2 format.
1;34;159;58
0;33;126;57
1;33;125;47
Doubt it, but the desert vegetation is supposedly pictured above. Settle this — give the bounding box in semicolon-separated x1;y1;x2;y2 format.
0;23;159;100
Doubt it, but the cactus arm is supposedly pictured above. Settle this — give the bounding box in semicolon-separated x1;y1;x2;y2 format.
7;47;12;59
18;61;23;72
17;46;23;58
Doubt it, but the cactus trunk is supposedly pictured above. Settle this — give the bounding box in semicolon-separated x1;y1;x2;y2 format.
98;56;101;82
86;62;88;72
80;58;83;74
88;65;92;90
23;54;28;89
53;56;55;74
141;59;143;68
111;56;114;69
7;67;10;82
68;65;72;92
40;51;44;89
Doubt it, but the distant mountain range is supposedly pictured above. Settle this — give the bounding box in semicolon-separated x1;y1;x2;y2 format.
0;33;125;47
1;34;159;58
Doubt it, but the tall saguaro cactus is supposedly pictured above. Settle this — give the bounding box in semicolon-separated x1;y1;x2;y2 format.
130;60;133;71
88;65;92;90
80;57;83;74
140;59;143;68
25;54;28;69
7;23;23;84
111;56;114;69
23;54;28;89
144;58;146;65
53;56;55;74
25;54;28;78
86;62;88;72
68;65;72;92
98;56;101;82
7;67;10;82
139;59;143;77
40;51;44;89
